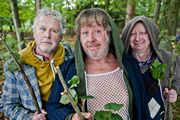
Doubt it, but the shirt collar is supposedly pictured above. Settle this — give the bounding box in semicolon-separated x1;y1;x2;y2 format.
33;46;49;61
131;50;153;69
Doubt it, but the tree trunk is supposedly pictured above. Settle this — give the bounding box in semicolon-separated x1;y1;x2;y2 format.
153;0;161;24
70;28;73;38
125;0;136;25
9;0;25;50
0;19;2;32
35;0;41;12
105;0;110;13
166;0;180;36
10;26;13;32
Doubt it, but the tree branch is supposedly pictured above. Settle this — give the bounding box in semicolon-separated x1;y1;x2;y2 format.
0;31;41;114
56;66;84;120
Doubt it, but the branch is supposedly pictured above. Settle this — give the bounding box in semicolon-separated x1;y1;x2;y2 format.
0;31;41;114
166;42;177;120
56;66;84;120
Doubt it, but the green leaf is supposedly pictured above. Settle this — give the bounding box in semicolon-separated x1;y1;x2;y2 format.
150;62;167;81
60;95;69;105
94;111;111;120
109;113;123;120
74;92;78;104
161;64;167;72
150;67;158;79
60;89;78;105
152;61;161;67
104;103;123;112
158;73;166;81
69;88;77;98
68;75;80;89
0;52;12;60
79;95;95;100
0;70;3;74
6;60;19;72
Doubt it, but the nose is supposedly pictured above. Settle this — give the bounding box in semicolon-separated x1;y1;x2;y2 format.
87;31;95;42
45;30;51;39
135;33;140;41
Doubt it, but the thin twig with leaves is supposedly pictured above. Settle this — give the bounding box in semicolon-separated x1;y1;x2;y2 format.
0;31;41;114
155;32;180;120
166;42;178;120
56;66;84;120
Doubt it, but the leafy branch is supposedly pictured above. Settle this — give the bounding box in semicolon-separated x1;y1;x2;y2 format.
94;103;123;120
150;61;167;82
152;31;180;120
56;67;85;120
166;42;177;120
0;31;41;113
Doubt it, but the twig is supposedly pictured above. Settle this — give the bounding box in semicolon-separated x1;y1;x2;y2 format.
56;66;84;120
166;42;177;120
0;31;41;114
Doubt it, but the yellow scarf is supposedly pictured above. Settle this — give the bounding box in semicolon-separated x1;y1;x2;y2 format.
19;41;65;101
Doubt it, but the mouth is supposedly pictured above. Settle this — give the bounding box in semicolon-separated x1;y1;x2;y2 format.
134;41;144;45
42;41;52;44
42;42;51;43
87;44;100;50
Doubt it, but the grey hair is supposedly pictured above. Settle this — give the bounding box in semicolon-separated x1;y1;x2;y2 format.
33;7;66;36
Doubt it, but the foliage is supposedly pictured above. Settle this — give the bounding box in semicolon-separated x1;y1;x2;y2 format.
0;34;22;73
60;76;79;105
0;35;20;61
158;30;180;56
104;103;124;112
94;103;123;120
60;88;78;105
155;29;180;120
69;43;75;49
0;0;179;34
150;61;167;81
68;76;80;89
60;75;94;107
135;0;155;17
0;31;41;113
0;0;13;32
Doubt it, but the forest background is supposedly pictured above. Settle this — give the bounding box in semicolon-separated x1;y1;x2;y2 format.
0;0;180;119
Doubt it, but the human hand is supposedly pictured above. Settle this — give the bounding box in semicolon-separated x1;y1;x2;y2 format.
32;109;47;120
72;112;92;120
163;88;177;103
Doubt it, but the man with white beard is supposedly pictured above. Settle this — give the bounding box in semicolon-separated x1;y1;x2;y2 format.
0;7;74;120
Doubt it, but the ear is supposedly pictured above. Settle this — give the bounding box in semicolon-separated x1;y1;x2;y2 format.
59;34;63;42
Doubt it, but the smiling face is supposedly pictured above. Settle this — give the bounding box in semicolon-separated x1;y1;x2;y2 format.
130;22;151;54
80;21;110;60
33;15;61;55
